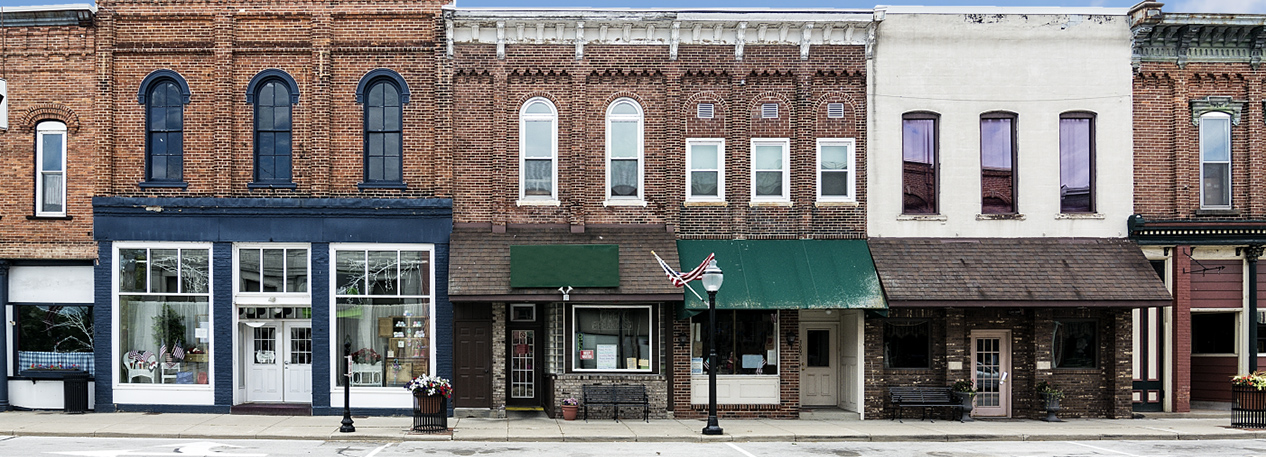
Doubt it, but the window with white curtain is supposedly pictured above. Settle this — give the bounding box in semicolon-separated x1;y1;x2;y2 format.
606;98;643;202
35;121;67;217
520;98;558;202
750;138;789;202
116;244;212;385
1200;112;1231;209
686;138;724;202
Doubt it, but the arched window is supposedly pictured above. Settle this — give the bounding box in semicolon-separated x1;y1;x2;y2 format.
247;70;299;187
605;98;643;201
138;70;190;185
364;78;403;184
520;97;557;201
36;121;67;216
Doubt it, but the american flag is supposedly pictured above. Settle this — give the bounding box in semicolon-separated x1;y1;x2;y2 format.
159;344;166;358
653;251;715;287
172;341;185;360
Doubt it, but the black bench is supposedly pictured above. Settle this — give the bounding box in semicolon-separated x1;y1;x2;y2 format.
889;386;965;422
582;384;649;422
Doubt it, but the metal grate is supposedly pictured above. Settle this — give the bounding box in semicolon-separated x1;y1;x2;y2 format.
761;103;778;118
697;103;714;119
827;103;845;118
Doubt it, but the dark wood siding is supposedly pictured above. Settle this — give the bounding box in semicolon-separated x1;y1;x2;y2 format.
1191;356;1237;402
1191;261;1243;309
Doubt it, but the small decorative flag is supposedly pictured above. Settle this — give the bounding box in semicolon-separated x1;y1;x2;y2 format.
172;341;185;360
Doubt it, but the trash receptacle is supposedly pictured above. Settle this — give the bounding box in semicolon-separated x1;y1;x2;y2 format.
62;371;89;414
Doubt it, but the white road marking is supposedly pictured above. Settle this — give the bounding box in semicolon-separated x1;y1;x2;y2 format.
50;441;267;457
726;442;757;457
364;443;391;457
1066;441;1145;457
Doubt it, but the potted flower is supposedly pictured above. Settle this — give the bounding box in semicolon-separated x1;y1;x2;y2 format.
351;348;382;365
1231;371;1266;427
560;397;579;421
951;380;976;422
1037;381;1063;422
404;374;453;415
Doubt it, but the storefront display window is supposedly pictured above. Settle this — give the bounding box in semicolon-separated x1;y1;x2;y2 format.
334;246;432;387
572;305;653;372
884;320;930;368
17;305;94;376
690;310;778;375
117;246;212;385
1052;320;1097;368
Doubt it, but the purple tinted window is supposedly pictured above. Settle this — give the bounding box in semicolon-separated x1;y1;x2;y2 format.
981;117;1015;214
1059;116;1093;213
902;117;937;214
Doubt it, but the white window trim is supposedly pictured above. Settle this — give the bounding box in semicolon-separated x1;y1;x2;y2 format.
816;138;856;203
570;304;655;373
605;98;645;204
1199;112;1232;210
35;121;67;217
327;243;437;405
686;138;725;203
518;97;559;205
233;243;312;306
112;242;216;402
750;138;791;203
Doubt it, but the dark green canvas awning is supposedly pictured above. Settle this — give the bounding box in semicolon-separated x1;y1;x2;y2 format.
676;240;887;318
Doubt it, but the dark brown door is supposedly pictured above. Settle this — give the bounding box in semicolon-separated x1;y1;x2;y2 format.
454;305;492;408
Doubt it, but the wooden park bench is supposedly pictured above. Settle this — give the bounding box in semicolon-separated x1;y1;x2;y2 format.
582;384;649;422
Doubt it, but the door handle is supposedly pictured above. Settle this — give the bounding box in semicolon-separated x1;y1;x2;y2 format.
1000;372;1008;384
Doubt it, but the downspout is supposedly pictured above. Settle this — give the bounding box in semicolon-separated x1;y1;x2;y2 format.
0;260;10;410
1247;246;1262;372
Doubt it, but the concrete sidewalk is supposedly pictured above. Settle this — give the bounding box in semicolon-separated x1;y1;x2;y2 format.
0;410;1258;442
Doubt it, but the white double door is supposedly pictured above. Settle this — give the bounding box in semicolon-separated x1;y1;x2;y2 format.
246;321;313;403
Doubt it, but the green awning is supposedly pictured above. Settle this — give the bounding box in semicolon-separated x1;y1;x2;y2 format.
676;240;887;318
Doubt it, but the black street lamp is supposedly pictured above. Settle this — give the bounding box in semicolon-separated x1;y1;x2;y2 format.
340;339;355;433
701;258;724;436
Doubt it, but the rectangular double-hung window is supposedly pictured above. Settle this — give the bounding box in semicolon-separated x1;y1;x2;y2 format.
1200;112;1231;209
606;99;644;203
816;138;855;202
751;139;790;202
686;139;724;202
36;121;67;217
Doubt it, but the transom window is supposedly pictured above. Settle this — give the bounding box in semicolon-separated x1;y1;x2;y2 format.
520;98;558;201
606;98;644;202
1199;112;1231;209
751;138;790;202
686;138;724;202
35;121;67;217
237;247;309;294
816;138;855;202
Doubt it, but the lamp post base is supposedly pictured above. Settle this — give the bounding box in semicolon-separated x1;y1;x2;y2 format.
702;420;723;435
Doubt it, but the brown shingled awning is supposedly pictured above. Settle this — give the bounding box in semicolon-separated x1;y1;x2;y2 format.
449;225;683;302
868;238;1172;308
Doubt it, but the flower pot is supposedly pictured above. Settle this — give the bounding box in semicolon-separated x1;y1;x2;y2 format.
1041;392;1063;422
953;391;975;422
1233;385;1266;428
414;393;445;414
561;404;578;421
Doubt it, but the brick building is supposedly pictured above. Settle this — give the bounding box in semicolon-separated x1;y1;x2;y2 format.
0;4;98;411
1127;2;1266;413
88;0;453;414
866;7;1170;420
444;8;883;420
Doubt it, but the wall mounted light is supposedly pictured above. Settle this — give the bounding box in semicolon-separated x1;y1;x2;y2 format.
785;331;797;346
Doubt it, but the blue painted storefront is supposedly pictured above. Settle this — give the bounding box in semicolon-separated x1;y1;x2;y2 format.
92;197;452;415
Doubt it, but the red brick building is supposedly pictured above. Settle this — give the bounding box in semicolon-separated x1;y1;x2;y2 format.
444;9;882;420
1129;2;1266;413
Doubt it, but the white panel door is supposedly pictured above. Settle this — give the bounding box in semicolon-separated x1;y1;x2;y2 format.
800;324;838;406
247;325;283;402
283;323;313;403
840;311;860;412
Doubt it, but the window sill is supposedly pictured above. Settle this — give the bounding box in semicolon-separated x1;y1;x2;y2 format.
1055;213;1105;220
816;200;858;207
684;200;727;207
749;201;792;207
248;182;298;190
357;182;407;190
604;199;647;207
1196;208;1240;217
976;213;1026;221
138;181;188;189
517;198;560;206
27;215;72;221
897;214;947;222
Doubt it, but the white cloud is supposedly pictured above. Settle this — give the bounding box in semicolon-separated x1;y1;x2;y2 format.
1169;0;1266;14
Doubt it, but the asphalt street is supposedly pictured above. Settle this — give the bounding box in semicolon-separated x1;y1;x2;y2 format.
8;437;1266;457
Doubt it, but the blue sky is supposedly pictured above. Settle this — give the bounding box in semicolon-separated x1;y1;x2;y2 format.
0;0;1261;13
